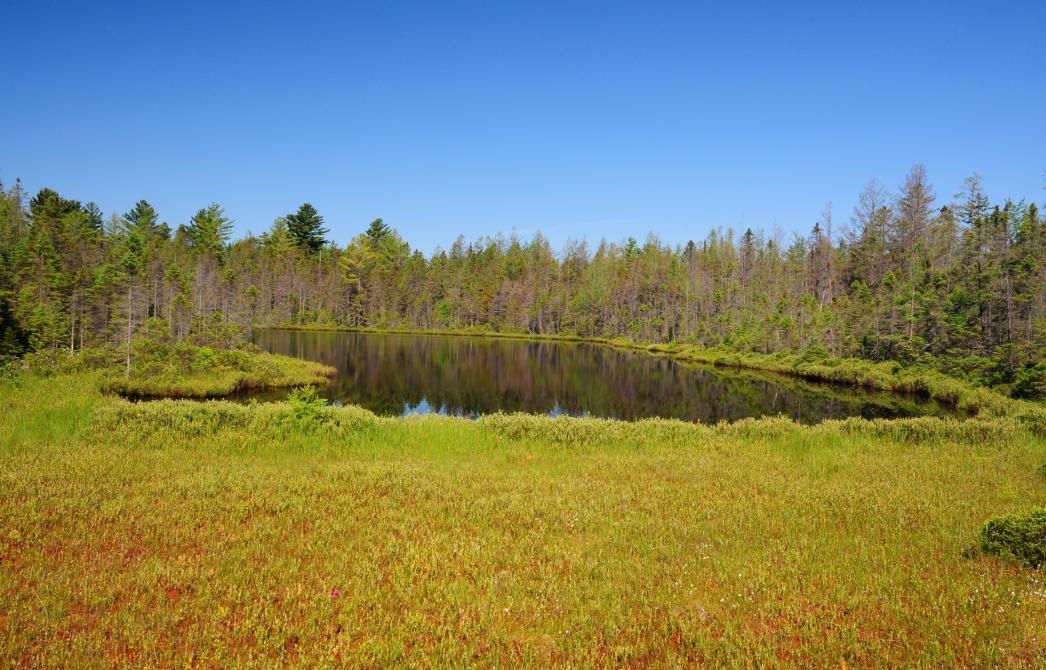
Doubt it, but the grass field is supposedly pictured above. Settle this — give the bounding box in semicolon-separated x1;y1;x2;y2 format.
2;372;1046;668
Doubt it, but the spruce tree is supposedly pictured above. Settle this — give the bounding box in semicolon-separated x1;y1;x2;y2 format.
365;218;391;245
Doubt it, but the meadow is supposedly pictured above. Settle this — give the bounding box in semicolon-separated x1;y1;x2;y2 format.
2;362;1046;668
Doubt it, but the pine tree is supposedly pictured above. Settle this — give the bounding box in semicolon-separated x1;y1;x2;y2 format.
286;203;328;255
83;203;104;232
124;200;164;239
261;217;296;257
365;218;391;246
187;203;232;257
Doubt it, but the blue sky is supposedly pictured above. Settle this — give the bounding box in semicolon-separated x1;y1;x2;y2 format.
2;1;1043;252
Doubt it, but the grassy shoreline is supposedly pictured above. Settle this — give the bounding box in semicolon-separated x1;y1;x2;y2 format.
19;345;336;400
104;351;336;399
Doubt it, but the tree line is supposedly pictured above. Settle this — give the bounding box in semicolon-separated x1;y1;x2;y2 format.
0;165;1043;394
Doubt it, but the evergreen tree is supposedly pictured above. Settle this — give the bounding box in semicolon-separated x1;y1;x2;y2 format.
365;217;391;246
186;203;232;257
261;217;296;257
0;166;1041;397
83;203;104;232
286;203;327;255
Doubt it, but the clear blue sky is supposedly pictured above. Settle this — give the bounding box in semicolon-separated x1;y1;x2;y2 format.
2;1;1043;252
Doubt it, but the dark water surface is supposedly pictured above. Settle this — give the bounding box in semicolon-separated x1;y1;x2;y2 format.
252;330;957;424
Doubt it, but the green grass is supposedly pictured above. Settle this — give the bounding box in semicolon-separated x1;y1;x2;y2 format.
104;351;335;398
2;375;1046;668
21;344;336;399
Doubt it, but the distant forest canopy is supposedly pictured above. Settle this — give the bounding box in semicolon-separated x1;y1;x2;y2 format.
0;164;1043;395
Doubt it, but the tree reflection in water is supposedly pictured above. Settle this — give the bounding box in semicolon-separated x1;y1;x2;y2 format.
253;331;956;424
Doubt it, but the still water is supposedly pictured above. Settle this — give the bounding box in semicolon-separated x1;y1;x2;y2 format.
251;330;957;424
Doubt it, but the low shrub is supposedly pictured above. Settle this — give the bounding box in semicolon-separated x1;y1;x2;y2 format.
191;346;218;371
0;358;22;387
477;412;710;448
980;509;1046;568
287;386;327;430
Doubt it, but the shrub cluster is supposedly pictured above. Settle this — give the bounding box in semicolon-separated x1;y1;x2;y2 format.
92;397;379;443
980;509;1046;568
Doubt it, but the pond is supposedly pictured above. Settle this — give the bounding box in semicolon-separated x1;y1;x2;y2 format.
251;330;958;424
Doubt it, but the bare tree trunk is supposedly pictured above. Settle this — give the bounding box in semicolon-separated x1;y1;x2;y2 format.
126;283;133;378
69;298;76;353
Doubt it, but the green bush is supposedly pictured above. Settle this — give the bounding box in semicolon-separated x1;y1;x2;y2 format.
287;386;327;430
1012;362;1046;400
980;509;1046;568
216;348;251;370
0;356;21;385
192;346;218;371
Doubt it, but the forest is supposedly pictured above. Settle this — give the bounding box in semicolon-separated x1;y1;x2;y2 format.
1;164;1043;396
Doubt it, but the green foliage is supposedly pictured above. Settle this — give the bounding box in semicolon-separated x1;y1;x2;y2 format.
0;295;29;356
186;203;232;257
0;172;1041;403
261;217;296;256
28;187;80;221
63;336;337;398
123;199;169;242
365;217;391;244
189;311;245;349
192;345;217;371
0;356;21;385
1012;362;1046;400
980;509;1046;568
119;227;147;276
285;203;328;255
287;385;327;429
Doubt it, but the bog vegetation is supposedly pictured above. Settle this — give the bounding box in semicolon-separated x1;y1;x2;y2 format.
0;165;1043;396
1;165;1045;667
1;371;1046;667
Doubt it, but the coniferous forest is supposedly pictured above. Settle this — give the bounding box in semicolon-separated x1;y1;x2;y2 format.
1;164;1043;396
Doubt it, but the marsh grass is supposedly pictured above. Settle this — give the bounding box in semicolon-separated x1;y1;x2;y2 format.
18;344;336;399
2;375;1046;668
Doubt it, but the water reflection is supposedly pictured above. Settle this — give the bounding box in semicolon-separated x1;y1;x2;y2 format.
253;330;955;424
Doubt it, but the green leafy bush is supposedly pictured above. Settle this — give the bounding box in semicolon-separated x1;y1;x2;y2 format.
980;509;1046;568
192;346;218;371
287;386;327;429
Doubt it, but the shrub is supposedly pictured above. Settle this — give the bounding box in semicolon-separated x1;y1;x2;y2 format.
980;509;1046;568
192;346;218;371
216;348;251;370
1012;362;1046;401
287;386;327;429
0;357;21;385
